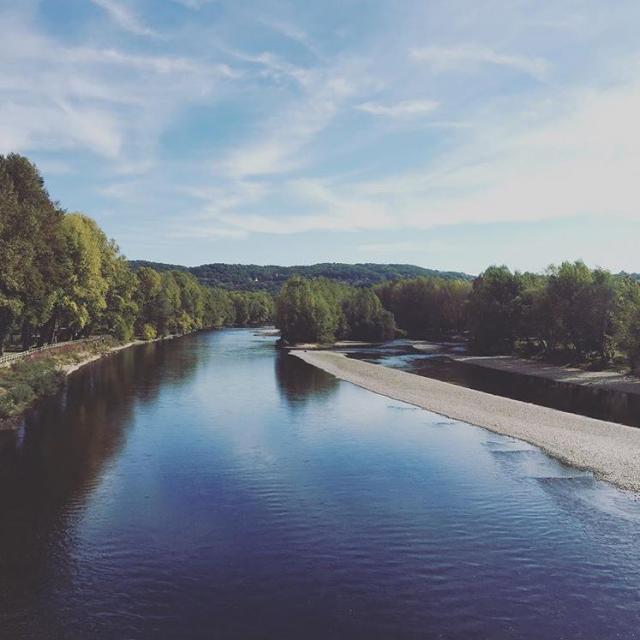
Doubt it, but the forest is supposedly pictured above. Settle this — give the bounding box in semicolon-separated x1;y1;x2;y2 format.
130;260;471;293
0;154;273;354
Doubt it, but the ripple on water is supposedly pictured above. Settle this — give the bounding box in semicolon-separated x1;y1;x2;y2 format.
1;329;640;640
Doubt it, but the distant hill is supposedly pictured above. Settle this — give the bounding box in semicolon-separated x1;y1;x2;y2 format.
129;261;473;293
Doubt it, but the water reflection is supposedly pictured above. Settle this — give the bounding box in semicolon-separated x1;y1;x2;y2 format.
0;337;205;634
1;330;640;640
274;351;339;407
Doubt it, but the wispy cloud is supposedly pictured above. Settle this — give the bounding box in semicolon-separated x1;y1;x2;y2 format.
0;10;235;162
410;45;549;80
356;99;439;118
90;0;155;37
225;49;313;87
3;0;640;270
171;0;215;9
218;62;364;177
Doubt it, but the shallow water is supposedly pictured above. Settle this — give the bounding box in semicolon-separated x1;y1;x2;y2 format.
0;329;639;639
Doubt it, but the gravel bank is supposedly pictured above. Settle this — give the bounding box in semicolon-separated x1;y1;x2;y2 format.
450;354;640;395
293;350;640;492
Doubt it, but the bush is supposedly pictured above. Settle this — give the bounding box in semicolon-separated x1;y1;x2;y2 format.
0;393;16;419
0;359;64;419
112;317;134;342
141;323;157;341
9;382;35;405
12;359;63;396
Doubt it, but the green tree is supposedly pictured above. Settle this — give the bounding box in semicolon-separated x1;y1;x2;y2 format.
468;266;523;354
0;154;65;349
343;288;395;341
614;277;640;372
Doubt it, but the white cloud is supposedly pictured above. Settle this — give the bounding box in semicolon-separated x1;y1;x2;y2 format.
193;74;640;236
356;99;439;118
171;0;215;9
0;101;123;157
411;45;548;80
218;63;363;177
90;0;155;37
0;10;236;161
224;49;313;87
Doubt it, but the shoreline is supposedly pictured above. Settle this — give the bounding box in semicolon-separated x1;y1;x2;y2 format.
0;335;177;431
449;353;640;395
411;341;640;395
293;350;640;493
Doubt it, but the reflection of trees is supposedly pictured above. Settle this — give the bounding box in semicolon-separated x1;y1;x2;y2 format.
274;351;339;408
0;335;206;637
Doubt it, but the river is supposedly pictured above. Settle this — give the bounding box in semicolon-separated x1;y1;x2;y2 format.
0;329;639;639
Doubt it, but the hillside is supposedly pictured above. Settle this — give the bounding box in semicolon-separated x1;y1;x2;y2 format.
129;261;473;293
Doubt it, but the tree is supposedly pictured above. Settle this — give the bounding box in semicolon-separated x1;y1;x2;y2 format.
375;276;470;338
343;288;395;341
614;277;640;372
276;277;337;344
0;154;65;348
468;266;523;354
52;213;111;340
545;262;617;362
276;277;394;344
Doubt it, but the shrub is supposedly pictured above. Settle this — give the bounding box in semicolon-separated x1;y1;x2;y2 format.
11;360;63;396
0;393;16;419
113;317;134;342
141;323;157;341
10;382;35;405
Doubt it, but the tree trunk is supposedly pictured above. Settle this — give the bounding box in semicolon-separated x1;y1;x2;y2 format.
21;321;33;351
39;313;58;346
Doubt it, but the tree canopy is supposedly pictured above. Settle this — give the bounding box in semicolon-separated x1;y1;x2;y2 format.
0;155;275;354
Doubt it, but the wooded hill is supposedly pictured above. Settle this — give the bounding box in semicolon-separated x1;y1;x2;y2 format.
129;261;473;293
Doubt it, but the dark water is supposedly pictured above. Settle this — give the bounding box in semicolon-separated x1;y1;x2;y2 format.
344;341;640;428
1;329;639;639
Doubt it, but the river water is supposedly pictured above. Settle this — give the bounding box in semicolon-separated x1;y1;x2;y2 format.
0;329;639;639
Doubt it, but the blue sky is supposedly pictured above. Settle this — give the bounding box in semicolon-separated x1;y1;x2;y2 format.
2;0;640;273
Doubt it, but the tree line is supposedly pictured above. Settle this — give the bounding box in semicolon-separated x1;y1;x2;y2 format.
276;277;395;344
131;260;470;294
466;263;640;370
4;154;640;373
275;265;640;373
0;154;273;353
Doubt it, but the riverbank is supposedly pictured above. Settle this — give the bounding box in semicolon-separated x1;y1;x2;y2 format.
0;335;176;431
293;350;640;492
449;353;640;395
279;340;382;351
410;341;640;394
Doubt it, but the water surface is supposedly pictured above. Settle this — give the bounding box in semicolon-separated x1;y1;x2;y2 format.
343;341;640;428
1;329;639;639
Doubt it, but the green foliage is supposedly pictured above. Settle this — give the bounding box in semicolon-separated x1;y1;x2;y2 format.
141;324;158;341
276;277;396;344
130;260;472;293
466;262;623;363
0;154;65;349
0;154;276;352
375;277;471;338
614;277;640;372
342;288;395;342
468;266;524;354
0;393;16;419
0;359;64;418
